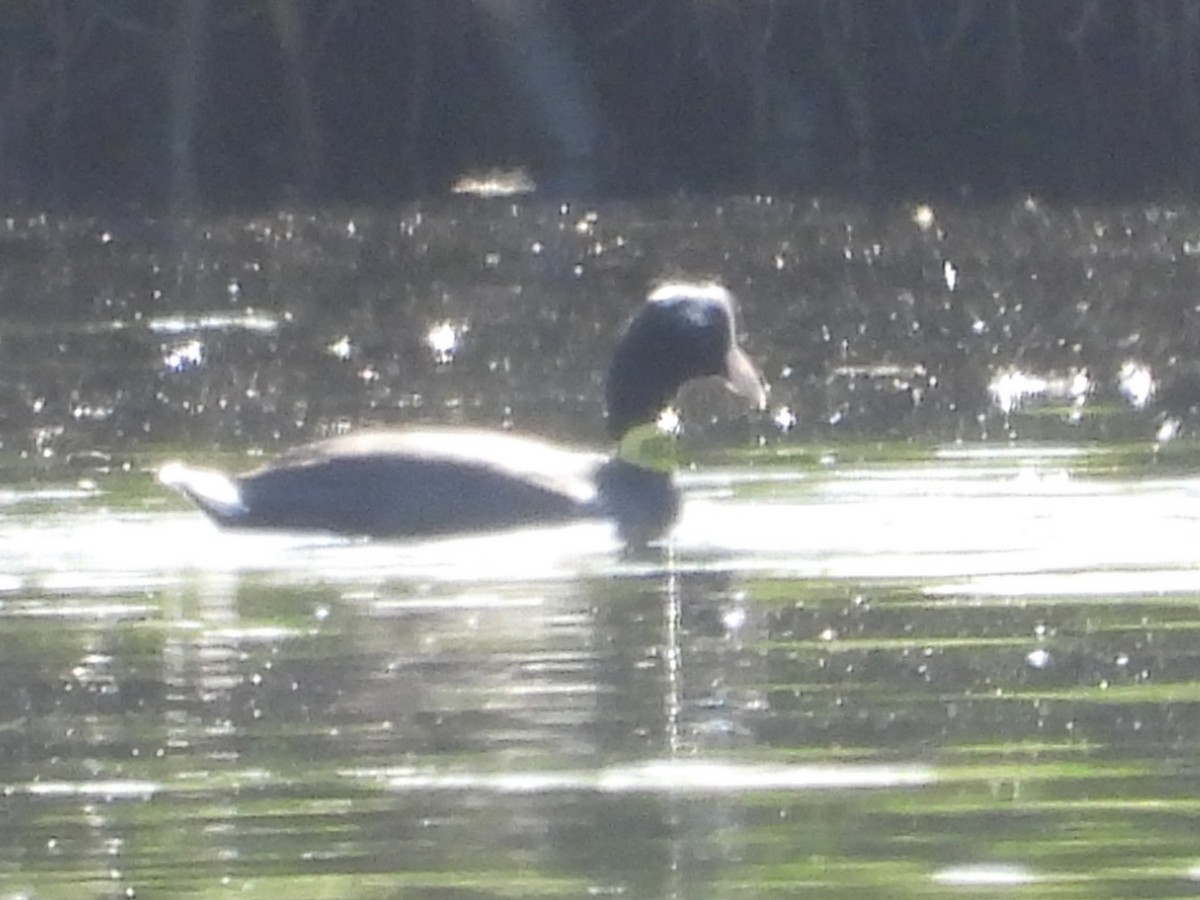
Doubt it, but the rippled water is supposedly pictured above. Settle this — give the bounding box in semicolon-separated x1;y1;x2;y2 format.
2;443;1200;898
5;199;1200;897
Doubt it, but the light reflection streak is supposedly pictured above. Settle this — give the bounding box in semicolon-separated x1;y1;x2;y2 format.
145;311;281;335
0;486;97;507
370;594;545;612
672;461;1200;590
4;447;1200;596
664;544;682;756
3;513;608;587
932;863;1040;886
926;570;1200;598
988;367;1090;415
363;760;935;794
22;780;159;799
935;445;1091;461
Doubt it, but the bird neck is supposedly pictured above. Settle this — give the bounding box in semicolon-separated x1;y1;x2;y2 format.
604;344;692;441
615;421;679;473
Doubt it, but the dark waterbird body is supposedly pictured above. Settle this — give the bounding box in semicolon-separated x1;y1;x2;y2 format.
161;282;767;542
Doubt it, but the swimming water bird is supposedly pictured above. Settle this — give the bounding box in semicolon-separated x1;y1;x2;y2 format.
160;281;767;543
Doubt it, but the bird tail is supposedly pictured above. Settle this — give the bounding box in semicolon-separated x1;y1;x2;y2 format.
158;462;247;525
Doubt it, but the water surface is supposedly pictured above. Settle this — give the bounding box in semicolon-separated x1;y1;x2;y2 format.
3;199;1200;897
2;442;1200;898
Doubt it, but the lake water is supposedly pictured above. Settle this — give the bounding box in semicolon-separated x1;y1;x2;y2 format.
3;198;1200;897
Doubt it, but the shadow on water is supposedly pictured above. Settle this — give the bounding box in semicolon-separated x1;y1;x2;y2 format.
5;200;1200;895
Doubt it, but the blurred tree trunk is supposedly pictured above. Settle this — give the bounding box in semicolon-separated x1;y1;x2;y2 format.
168;0;209;213
474;0;601;192
24;0;102;203
1179;0;1200;189
745;4;773;189
819;0;873;189
266;0;324;199
1000;0;1025;190
400;0;434;194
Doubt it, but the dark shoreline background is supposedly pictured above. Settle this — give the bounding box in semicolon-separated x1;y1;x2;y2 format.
2;2;1198;209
